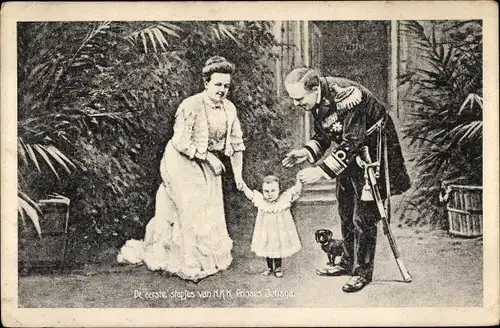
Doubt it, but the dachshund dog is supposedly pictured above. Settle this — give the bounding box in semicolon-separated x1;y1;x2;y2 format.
315;229;344;266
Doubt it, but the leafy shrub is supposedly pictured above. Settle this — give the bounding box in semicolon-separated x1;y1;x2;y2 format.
18;21;296;263
397;20;482;229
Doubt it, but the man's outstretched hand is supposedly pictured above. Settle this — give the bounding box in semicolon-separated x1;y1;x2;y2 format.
282;148;309;168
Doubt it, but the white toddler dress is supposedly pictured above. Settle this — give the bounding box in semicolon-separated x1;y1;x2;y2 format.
250;186;302;258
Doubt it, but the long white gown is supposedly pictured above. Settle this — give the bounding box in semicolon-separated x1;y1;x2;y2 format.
117;93;244;281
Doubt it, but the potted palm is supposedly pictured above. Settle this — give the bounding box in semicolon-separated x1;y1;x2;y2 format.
18;138;75;273
397;20;483;236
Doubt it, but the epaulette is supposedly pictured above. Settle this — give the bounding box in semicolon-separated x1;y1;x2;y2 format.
332;84;362;113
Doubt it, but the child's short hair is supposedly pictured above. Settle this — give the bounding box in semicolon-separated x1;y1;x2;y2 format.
262;175;280;186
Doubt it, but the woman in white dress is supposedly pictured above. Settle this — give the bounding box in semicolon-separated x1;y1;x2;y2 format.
117;56;245;281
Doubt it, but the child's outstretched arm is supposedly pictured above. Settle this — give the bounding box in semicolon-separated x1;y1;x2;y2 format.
285;173;304;204
240;179;255;201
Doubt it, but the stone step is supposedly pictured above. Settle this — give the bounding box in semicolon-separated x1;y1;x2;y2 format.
302;179;336;191
298;180;336;204
301;189;336;197
297;192;337;205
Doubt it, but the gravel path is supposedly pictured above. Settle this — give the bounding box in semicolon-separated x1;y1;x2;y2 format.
19;203;483;308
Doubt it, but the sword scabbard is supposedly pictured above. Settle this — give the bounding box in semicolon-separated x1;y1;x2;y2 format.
360;146;412;283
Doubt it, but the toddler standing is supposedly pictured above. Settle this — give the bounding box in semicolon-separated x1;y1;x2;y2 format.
241;175;303;277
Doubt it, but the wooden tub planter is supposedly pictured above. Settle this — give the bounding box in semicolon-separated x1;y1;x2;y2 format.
442;185;483;238
19;196;71;274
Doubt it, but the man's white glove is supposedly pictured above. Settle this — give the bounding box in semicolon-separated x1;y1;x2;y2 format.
298;167;326;184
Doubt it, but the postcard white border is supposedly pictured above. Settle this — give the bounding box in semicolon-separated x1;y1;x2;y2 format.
2;1;498;327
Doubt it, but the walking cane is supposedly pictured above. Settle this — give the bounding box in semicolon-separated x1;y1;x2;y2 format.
360;146;412;283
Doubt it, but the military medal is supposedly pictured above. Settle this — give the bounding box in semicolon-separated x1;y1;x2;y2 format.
331;122;343;132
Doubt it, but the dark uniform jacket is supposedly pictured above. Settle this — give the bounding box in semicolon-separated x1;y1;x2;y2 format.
304;76;411;196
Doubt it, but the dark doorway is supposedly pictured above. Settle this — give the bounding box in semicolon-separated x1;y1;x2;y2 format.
312;21;390;104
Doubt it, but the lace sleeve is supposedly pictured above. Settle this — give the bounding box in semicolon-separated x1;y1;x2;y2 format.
251;190;264;208
230;115;246;152
171;101;197;158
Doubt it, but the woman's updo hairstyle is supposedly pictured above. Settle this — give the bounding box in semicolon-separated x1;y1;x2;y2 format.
202;56;235;83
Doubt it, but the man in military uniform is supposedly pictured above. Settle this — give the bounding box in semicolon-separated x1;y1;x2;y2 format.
282;67;411;293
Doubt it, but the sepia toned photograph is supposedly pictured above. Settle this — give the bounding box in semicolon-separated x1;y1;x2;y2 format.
2;1;498;327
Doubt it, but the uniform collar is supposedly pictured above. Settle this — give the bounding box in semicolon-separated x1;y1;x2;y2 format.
314;77;332;116
316;82;322;105
319;76;331;101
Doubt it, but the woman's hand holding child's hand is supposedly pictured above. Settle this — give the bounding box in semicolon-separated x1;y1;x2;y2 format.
235;177;244;191
239;179;254;200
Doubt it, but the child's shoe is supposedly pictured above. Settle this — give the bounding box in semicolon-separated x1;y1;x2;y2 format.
261;268;273;276
274;268;283;278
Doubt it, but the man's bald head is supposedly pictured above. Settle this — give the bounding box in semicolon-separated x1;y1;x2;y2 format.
284;67;320;92
284;67;321;111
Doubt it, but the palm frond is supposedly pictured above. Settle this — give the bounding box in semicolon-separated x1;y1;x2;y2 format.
458;121;482;144
69;21;111;64
141;32;149;54
23;142;41;172
217;22;242;46
18;190;42;237
152;28;167;52
44;193;71;206
157;22;182;37
445;121;483;145
45;145;76;173
440;20;481;33
146;28;157;53
210;25;221;40
18;138;76;179
33;144;60;179
127;22;182;54
18;139;29;167
458;93;483;115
